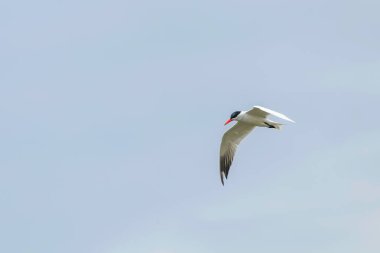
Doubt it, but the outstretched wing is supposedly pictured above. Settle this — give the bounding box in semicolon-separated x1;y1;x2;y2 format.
247;106;295;122
220;122;255;185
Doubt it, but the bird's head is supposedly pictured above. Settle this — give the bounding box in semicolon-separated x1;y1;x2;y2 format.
224;111;241;125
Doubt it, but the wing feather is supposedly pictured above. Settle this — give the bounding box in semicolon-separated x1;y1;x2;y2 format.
247;106;295;122
220;122;255;185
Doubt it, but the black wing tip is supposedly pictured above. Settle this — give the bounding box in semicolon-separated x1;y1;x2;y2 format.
220;171;225;186
220;155;232;186
220;165;231;186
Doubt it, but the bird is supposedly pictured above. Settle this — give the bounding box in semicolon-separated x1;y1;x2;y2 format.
220;105;294;185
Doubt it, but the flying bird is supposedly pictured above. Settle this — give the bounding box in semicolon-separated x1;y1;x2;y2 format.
220;106;294;185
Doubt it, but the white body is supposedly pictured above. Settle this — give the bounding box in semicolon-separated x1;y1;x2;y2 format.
235;106;295;128
219;106;295;185
237;111;277;127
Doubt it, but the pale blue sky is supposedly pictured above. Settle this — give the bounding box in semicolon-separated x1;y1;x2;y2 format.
1;1;380;253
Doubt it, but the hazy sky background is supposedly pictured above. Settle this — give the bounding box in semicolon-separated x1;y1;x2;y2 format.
1;0;380;252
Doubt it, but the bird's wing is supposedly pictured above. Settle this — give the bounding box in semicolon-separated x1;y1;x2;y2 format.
220;122;255;185
247;106;295;122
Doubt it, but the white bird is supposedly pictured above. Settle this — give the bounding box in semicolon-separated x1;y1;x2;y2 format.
220;106;295;185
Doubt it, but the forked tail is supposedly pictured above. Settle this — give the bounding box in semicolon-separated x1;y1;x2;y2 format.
265;121;283;130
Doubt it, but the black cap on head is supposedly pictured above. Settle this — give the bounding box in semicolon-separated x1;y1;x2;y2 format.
230;111;241;119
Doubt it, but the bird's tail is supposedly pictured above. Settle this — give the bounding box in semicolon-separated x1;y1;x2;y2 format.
272;122;283;130
266;120;283;130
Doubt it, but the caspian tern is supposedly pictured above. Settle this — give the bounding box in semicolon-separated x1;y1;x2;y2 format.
220;106;294;185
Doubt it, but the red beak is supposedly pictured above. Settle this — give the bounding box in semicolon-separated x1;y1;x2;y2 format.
224;119;233;125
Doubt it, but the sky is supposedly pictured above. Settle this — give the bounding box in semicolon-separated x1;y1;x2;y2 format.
1;0;380;252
